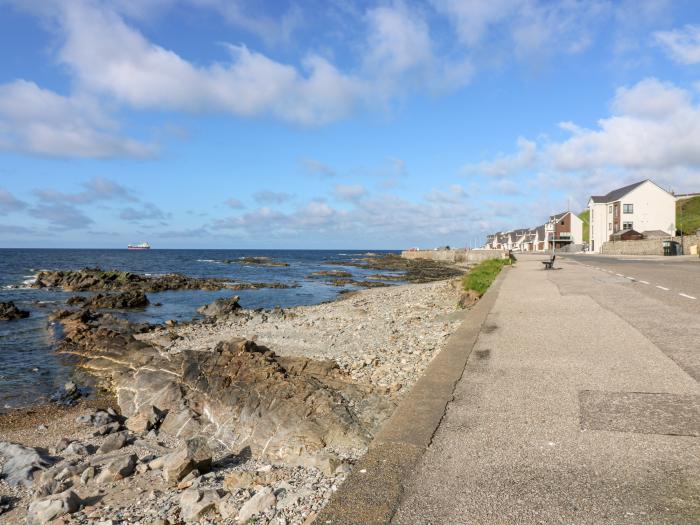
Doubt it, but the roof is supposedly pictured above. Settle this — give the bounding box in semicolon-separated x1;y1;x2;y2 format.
642;230;672;238
589;180;648;203
549;211;568;222
610;229;642;239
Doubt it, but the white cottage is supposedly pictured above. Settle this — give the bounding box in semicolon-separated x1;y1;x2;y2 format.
587;180;676;253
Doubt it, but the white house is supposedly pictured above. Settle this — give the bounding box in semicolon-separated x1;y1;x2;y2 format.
587;180;676;253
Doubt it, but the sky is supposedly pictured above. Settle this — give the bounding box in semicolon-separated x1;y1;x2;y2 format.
1;0;700;249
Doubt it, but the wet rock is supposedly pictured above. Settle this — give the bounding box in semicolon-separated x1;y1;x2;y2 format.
162;437;212;484
95;454;137;483
33;267;298;292
68;290;150;309
196;295;241;317
49;381;84;406
308;270;353;278
237;487;276;523
26;489;81;525
0;442;56;488
98;431;127;453
0;301;29;321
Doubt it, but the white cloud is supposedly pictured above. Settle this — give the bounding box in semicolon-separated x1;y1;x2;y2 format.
551;78;700;172
225;197;245;209
253;190;294;205
654;24;700;65
432;0;609;58
34;176;136;204
0;80;154;158
462;137;537;177
333;184;367;201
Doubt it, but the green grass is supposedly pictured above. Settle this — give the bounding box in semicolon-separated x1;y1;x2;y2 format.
462;258;511;296
677;196;700;235
578;209;590;243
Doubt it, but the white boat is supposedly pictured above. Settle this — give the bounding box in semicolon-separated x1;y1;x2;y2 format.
127;242;151;250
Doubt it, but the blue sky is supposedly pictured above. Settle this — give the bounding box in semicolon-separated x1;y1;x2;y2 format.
1;0;700;249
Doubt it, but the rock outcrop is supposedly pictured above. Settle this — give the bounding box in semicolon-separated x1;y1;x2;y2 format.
0;301;30;321
32;267;299;292
196;295;241;317
328;253;463;283
0;442;57;488
67;290;150;309
55;311;393;468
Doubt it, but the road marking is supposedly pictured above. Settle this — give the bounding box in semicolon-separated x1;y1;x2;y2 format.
679;293;697;300
616;273;624;277
625;276;635;281
639;280;649;285
656;285;670;291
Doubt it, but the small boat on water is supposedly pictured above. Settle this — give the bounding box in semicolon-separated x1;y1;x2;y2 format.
127;242;151;250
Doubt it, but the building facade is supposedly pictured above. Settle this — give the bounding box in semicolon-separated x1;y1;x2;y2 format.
587;180;676;253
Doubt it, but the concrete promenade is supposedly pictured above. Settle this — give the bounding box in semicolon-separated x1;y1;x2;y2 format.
391;256;700;524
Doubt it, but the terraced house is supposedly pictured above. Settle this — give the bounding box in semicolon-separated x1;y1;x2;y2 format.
587;180;676;253
485;212;583;252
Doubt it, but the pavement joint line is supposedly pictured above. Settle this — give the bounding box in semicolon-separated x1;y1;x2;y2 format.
679;293;697;300
656;285;670;291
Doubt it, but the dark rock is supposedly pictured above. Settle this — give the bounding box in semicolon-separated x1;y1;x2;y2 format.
196;296;241;317
327;253;463;283
33;267;298;292
308;270;353;278
67;290;150;309
0;301;29;321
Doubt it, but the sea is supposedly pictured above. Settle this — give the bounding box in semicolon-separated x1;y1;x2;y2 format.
0;249;400;412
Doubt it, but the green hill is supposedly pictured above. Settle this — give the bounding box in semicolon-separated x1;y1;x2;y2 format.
578;210;590;243
677;196;700;235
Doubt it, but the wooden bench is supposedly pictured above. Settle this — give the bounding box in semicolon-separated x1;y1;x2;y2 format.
542;255;556;270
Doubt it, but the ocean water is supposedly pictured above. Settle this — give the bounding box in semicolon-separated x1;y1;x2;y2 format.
0;249;400;411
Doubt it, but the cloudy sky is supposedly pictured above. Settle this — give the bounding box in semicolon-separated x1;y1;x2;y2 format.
1;0;700;248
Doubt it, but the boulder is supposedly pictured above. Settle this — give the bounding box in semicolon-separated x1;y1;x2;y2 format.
125;405;163;433
237;487;276;523
26;489;81;525
196;295;241;317
223;471;256;491
162;437;212;484
457;289;481;309
95;454;137;483
64;442;90;456
0;442;56;488
0;301;29;321
68;291;150;309
179;488;222;523
98;431;127;453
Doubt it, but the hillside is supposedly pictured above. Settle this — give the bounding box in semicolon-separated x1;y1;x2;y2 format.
578;210;590;243
677;196;700;235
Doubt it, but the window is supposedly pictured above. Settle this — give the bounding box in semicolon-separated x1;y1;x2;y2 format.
623;222;633;230
609;205;612;213
608;222;612;231
623;204;633;214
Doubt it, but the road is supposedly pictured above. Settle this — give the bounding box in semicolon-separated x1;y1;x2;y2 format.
558;253;700;313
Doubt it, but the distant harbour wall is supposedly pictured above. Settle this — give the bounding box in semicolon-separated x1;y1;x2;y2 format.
601;234;699;255
401;249;506;264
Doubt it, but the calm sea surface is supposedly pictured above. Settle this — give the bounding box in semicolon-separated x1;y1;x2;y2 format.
0;249;399;411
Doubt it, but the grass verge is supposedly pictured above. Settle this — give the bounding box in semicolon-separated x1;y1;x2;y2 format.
462;258;511;296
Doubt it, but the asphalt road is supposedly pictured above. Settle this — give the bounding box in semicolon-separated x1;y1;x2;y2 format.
558;253;700;313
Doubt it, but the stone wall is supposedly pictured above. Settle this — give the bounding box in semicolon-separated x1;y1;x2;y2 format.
400;249;505;264
601;234;699;255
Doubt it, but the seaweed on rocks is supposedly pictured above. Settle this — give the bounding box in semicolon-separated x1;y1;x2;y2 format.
327;253;463;283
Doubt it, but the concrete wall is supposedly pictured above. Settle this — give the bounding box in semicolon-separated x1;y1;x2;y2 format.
401;249;506;264
601;234;699;255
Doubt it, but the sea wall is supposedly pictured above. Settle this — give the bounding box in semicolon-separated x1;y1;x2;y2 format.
601;234;699;255
401;249;505;264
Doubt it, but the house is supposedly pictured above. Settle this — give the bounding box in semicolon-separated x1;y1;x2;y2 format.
587;180;676;253
544;212;584;250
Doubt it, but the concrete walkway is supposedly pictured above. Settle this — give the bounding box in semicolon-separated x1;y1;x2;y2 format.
392;258;700;524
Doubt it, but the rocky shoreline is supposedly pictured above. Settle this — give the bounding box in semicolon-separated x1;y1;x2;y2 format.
1;267;468;523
